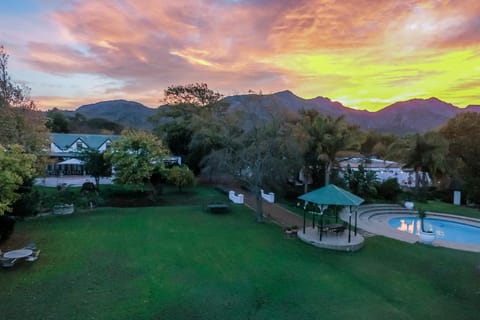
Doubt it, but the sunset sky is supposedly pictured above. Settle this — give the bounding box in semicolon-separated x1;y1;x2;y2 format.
1;0;480;111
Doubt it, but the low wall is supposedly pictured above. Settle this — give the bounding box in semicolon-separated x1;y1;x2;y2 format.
229;191;244;204
261;189;275;203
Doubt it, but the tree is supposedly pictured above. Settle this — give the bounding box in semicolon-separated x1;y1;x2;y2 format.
0;45;49;154
163;83;223;107
0;46;27;107
81;148;112;190
403;132;448;192
360;130;396;158
106;130;170;191
150;83;228;173
167;165;196;192
343;164;377;199
297;110;360;187
440;112;480;202
0;144;36;215
203;108;302;222
46;108;70;133
0;45;49;219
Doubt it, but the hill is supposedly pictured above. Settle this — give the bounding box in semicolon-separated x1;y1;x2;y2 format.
73;100;156;130
225;91;476;134
64;93;479;134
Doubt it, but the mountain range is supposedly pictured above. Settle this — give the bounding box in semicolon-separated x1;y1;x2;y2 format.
67;91;480;134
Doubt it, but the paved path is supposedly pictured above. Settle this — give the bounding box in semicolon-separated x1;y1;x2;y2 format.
232;188;304;228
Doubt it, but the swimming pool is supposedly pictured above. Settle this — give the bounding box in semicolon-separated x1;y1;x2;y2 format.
389;217;480;245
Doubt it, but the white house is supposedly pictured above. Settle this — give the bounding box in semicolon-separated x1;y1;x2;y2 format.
48;133;120;176
48;133;181;176
337;157;431;188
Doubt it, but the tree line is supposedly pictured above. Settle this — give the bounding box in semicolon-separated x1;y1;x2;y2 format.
148;83;480;219
2;44;480;222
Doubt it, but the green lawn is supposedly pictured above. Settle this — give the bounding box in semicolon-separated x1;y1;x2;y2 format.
415;200;480;219
1;203;479;319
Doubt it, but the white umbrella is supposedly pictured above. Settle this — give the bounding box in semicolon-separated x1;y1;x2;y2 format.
57;158;84;165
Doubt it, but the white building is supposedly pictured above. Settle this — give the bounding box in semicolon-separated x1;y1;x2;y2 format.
337;157;430;188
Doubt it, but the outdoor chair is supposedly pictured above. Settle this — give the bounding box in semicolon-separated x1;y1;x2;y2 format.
25;250;41;262
0;257;17;268
24;242;37;250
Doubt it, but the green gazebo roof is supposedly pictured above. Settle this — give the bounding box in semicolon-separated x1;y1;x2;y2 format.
298;184;364;206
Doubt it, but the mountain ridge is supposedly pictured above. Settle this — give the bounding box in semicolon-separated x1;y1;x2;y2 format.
63;92;479;134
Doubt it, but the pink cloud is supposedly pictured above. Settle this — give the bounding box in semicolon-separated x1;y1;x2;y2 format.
11;0;480;109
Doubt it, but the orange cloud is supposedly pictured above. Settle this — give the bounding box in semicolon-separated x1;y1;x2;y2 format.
5;0;479;110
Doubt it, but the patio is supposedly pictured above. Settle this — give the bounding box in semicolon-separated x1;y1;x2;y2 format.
297;225;364;251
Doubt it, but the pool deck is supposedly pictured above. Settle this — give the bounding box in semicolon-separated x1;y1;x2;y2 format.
341;204;480;253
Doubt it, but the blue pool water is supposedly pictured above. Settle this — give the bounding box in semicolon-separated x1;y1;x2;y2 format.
389;217;480;245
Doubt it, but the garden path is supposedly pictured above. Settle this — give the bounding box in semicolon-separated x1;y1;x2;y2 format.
232;188;303;228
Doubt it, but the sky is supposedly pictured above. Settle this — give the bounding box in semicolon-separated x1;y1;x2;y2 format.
1;0;480;111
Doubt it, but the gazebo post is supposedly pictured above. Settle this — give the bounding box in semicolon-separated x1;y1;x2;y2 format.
312;212;315;228
303;202;307;234
319;214;323;241
303;209;306;234
318;204;327;241
354;207;358;236
348;206;352;243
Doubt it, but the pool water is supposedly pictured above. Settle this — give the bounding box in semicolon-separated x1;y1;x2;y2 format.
389;217;480;245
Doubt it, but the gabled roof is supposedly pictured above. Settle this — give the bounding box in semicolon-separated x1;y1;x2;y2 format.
298;184;364;206
51;133;120;150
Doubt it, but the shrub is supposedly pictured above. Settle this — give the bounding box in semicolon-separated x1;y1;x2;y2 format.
377;178;401;202
81;182;96;193
11;188;40;217
0;215;15;243
167;165;196;192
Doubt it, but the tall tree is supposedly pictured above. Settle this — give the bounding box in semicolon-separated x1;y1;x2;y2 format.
440;112;480;202
203;108;301;222
400;132;448;192
297;110;360;187
150;83;227;173
0;46;48;154
163;83;223;107
0;46;27;107
106;130;170;192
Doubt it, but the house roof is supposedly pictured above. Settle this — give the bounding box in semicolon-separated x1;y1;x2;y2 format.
298;184;364;206
51;133;120;150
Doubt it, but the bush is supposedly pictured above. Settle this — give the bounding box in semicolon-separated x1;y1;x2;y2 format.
10;177;40;217
377;178;401;202
0;215;15;243
81;182;96;193
11;188;40;217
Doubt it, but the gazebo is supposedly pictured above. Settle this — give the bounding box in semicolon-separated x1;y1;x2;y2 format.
298;184;364;244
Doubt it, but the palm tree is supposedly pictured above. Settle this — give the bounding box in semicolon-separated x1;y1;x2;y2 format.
404;132;448;192
298;110;360;186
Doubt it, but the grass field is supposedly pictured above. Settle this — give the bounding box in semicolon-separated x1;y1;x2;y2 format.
1;195;479;319
415;200;480;219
